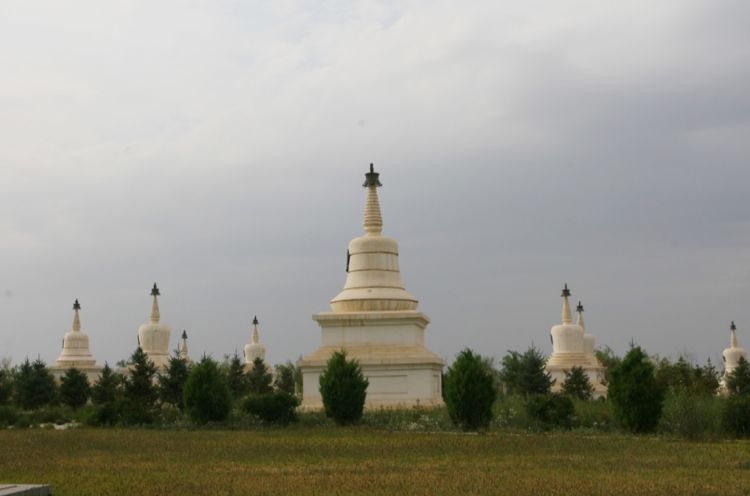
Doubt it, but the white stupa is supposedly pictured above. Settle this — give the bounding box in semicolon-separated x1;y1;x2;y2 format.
300;164;444;409
137;283;171;370
51;299;102;382
720;321;747;393
545;285;606;398
178;330;191;363
244;316;266;368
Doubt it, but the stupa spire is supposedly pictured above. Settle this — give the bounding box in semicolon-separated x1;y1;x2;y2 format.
150;283;160;323
252;316;260;344
576;300;585;330
561;284;572;324
72;299;81;332
179;330;189;360
731;321;738;348
363;163;383;235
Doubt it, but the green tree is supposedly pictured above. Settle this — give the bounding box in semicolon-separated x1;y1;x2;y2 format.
0;368;13;405
247;357;273;395
59;368;91;410
561;366;594;400
158;352;190;410
595;346;621;385
226;352;249;399
243;392;299;425
499;346;553;396
91;363;121;405
695;359;720;396
608;346;665;433
725;357;750;396
123;347;158;423
274;361;297;395
184;356;232;424
319;351;368;425
15;358;57;410
444;349;497;430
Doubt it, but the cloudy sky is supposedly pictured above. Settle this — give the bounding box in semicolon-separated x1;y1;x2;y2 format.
1;0;749;369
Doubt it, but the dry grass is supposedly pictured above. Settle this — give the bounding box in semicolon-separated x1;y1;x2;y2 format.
1;428;749;495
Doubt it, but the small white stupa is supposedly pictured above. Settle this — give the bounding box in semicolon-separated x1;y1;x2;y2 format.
178;330;191;363
545;284;606;398
244;316;266;369
300;164;444;409
720;321;747;393
137;283;171;370
51;299;102;382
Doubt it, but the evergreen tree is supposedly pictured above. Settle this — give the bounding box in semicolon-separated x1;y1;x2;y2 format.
158;352;190;410
226;352;249;399
561;366;594;400
696;358;720;395
0;368;13;405
247;357;273;395
59;368;91;410
15;358;57;410
608;346;665;433
499;346;553;396
444;349;497;430
319;351;368;425
184;356;232;424
123;347;158;422
726;357;750;396
274;362;297;395
91;363;121;405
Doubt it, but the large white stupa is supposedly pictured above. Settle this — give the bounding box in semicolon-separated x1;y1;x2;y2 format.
51;299;102;382
137;283;171;370
244;316;266;368
720;321;747;393
545;284;606;397
300;164;444;409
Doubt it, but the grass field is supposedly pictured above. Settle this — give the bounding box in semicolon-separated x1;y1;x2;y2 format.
1;428;749;495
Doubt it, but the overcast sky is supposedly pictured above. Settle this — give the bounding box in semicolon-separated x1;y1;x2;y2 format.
1;0;749;370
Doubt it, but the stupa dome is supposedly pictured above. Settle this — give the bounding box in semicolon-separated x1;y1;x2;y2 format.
137;283;171;369
330;164;418;312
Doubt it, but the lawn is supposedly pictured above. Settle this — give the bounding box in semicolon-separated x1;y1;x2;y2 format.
1;428;749;495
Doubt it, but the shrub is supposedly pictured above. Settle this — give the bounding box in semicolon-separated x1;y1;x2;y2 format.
0;405;19;427
243;392;299;425
525;393;575;431
158;353;190;410
499;346;553;396
247;357;273;395
444;349;497;430
659;392;722;440
15;358;57;410
59;368;91;410
722;394;750;437
608;346;665;433
562;366;594;400
184;356;232;424
319;350;368;425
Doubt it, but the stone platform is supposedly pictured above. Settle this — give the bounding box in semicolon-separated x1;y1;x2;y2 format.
0;485;52;496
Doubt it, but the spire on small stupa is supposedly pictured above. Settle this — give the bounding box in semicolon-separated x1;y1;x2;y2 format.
561;284;572;324
72;299;82;332
731;321;738;348
150;283;160;323
576;301;585;330
363;163;383;235
179;330;189;360
244;315;266;364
